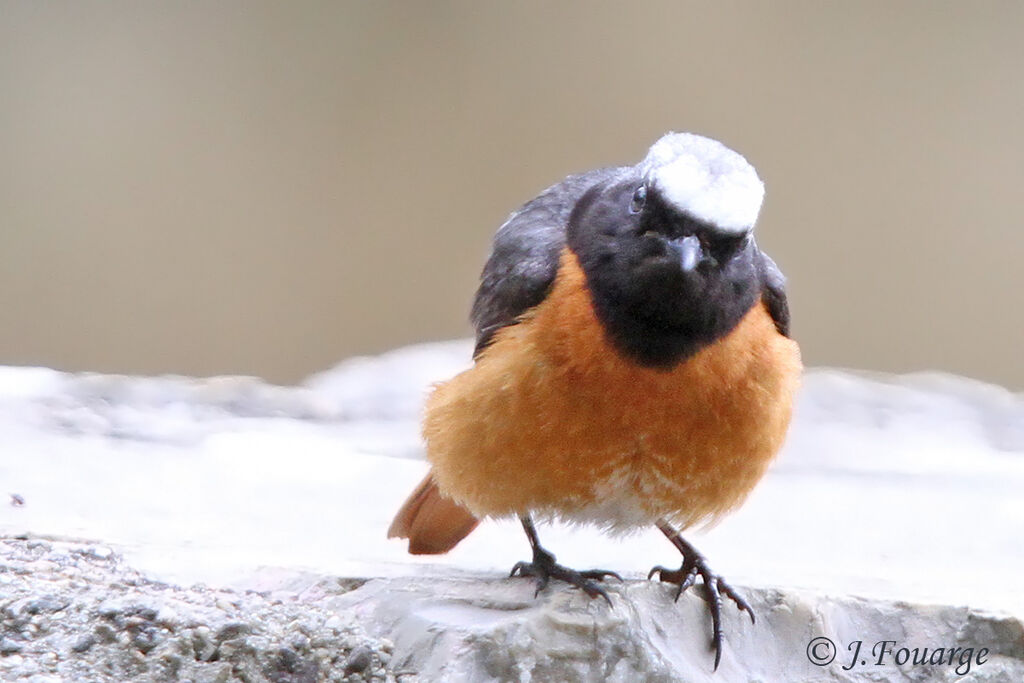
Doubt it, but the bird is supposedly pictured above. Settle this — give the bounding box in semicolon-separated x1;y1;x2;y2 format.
388;132;801;669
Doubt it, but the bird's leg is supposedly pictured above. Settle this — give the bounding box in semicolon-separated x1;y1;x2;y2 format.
648;519;755;670
509;515;621;605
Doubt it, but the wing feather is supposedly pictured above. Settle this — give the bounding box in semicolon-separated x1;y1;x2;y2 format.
470;167;629;356
757;249;791;337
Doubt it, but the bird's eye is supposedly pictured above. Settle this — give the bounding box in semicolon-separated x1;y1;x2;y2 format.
629;185;647;214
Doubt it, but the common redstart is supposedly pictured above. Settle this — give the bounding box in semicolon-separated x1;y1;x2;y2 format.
388;132;801;669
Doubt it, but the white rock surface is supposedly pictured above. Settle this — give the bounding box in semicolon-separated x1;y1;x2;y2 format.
1;341;1023;681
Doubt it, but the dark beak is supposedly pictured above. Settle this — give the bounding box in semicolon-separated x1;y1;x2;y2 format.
673;235;702;272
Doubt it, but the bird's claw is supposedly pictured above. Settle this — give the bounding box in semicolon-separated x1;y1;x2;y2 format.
649;554;755;670
510;553;619;606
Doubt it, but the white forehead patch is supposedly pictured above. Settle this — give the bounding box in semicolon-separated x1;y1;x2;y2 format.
639;132;764;234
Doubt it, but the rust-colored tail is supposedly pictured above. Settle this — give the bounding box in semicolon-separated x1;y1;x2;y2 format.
387;472;480;554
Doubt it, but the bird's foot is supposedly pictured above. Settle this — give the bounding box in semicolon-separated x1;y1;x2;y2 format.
510;546;620;606
648;543;755;670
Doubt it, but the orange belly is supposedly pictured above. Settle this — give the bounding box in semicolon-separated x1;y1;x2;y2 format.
425;249;801;531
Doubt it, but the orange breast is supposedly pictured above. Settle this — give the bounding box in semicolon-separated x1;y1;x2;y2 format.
425;249;801;531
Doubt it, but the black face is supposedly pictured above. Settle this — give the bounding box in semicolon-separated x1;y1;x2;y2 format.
566;176;761;368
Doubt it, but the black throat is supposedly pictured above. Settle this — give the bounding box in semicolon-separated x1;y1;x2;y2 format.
571;253;760;369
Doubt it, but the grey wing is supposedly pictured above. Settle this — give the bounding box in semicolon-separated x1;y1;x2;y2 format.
756;249;792;337
470;166;629;357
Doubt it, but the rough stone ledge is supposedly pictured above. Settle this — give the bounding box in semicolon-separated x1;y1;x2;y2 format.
2;536;1022;683
341;574;1024;683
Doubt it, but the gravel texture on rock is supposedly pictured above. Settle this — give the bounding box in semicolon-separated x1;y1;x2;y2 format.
0;537;407;683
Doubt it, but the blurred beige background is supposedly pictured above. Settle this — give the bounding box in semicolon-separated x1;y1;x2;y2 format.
1;2;1022;387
